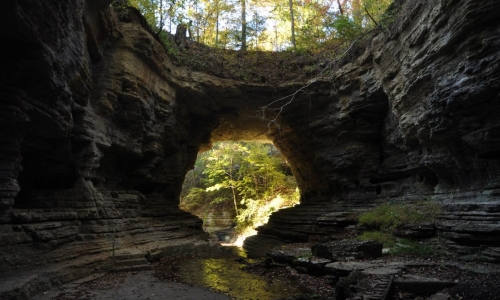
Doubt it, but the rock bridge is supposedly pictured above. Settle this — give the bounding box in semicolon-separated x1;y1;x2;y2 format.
1;0;500;297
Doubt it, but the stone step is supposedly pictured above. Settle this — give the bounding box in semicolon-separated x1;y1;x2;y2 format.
114;258;149;267
113;251;147;260
111;264;152;272
111;249;152;272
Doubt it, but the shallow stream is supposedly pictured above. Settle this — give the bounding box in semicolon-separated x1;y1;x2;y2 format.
177;247;309;299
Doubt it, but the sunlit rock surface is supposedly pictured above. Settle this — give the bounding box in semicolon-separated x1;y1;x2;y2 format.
0;0;500;297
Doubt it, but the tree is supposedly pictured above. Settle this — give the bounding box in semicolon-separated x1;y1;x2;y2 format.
181;142;299;234
129;0;393;51
247;9;267;49
241;0;247;51
128;0;187;35
203;142;248;216
288;0;296;50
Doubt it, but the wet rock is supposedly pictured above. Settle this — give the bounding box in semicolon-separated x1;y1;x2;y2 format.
214;225;236;242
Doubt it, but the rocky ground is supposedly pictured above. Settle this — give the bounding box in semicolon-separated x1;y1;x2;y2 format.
33;271;230;300
32;239;500;300
256;242;500;300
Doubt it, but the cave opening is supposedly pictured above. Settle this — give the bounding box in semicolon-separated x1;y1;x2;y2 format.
179;141;300;246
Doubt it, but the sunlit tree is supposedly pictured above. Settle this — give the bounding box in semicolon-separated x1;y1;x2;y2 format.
181;142;299;233
128;0;393;50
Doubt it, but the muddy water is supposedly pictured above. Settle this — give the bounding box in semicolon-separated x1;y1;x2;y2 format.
178;248;308;299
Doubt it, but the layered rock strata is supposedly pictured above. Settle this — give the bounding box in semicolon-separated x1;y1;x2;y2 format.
0;0;312;286
245;0;500;254
0;0;499;297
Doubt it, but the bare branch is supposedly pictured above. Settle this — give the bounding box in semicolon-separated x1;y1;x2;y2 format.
364;5;385;33
258;29;378;129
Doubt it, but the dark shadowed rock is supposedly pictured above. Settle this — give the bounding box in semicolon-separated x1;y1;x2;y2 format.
292;257;331;276
393;274;457;296
394;223;436;239
312;240;383;260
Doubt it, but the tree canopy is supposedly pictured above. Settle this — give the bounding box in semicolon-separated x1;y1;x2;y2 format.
180;142;299;234
124;0;393;51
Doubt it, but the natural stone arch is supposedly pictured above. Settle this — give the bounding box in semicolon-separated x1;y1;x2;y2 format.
176;80;333;204
1;2;500;295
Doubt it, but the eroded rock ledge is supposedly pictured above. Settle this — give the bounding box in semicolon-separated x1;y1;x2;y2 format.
0;0;499;297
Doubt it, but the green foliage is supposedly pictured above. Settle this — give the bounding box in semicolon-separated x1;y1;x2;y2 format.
358;230;395;248
357;200;445;257
390;238;438;256
358;200;442;231
112;0;129;10
123;0;395;52
235;192;299;232
330;15;363;40
180;187;207;211
180;142;299;235
358;232;442;257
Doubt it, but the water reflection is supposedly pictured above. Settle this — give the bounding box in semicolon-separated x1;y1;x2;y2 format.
179;256;307;300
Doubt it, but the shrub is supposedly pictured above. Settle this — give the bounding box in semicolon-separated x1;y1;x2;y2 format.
180;187;207;211
358;200;441;231
391;238;437;256
358;231;395;248
357;200;445;257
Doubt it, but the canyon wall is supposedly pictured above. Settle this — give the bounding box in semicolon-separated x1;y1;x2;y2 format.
0;0;499;296
0;0;215;277
246;0;500;257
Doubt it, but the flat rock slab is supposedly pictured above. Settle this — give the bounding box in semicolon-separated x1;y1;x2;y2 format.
325;261;375;276
293;257;331;275
362;267;400;276
267;251;297;264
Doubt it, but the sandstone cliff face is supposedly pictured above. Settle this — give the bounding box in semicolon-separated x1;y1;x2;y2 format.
0;0;499;292
0;0;213;276
245;0;500;255
0;0;295;283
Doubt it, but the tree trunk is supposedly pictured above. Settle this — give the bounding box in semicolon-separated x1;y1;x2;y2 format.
175;23;188;48
241;0;247;51
156;0;165;35
337;0;344;16
195;0;200;42
288;0;296;50
216;9;219;46
229;158;239;216
231;186;239;216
